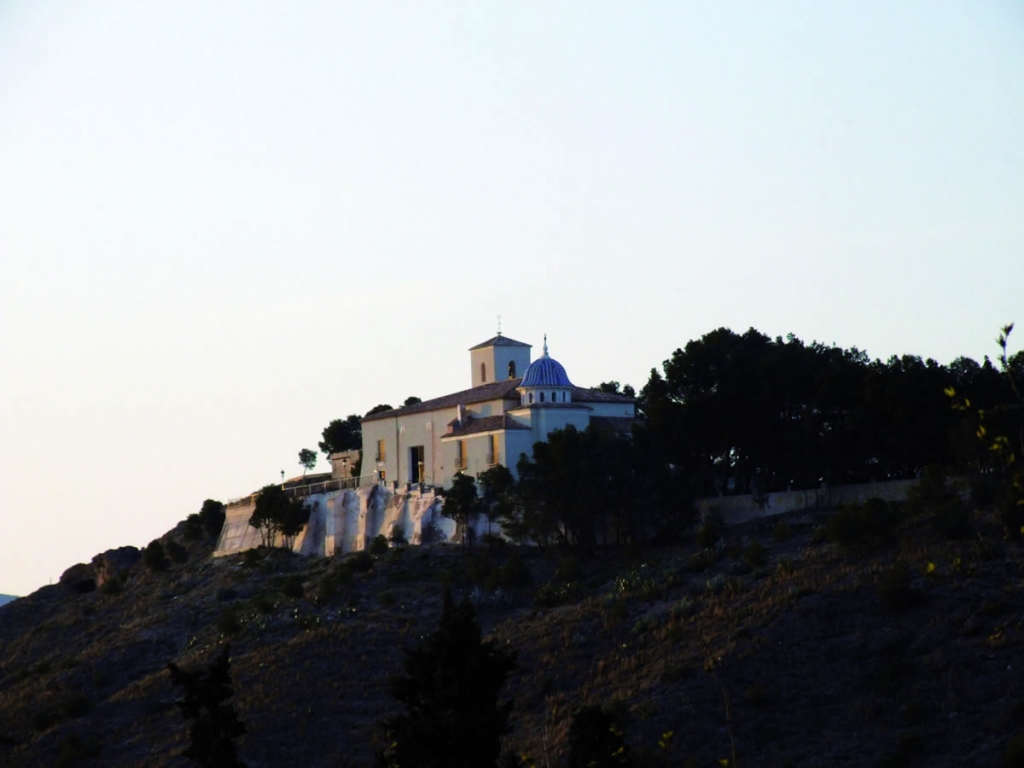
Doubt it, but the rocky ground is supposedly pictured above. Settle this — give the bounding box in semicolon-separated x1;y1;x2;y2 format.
2;504;1024;767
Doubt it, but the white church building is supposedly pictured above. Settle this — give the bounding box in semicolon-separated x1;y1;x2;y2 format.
358;333;636;489
214;332;636;558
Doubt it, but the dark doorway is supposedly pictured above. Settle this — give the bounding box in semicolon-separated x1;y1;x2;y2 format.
409;445;425;483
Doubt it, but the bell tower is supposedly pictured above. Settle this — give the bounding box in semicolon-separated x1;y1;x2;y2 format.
468;331;532;387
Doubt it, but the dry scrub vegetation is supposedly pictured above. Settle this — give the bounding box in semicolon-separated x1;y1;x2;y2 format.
3;494;1024;767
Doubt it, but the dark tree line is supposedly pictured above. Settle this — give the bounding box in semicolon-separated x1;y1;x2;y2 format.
439;326;1023;550
638;327;1023;499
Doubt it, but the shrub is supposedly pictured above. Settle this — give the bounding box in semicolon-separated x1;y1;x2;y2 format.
217;610;243;636
143;541;169;572
907;465;972;539
31;694;91;732
199;499;227;538
878;562;922;611
99;576;123;596
54;734;102;767
696;512;724;549
969;474;997;510
535;581;583;608
906;465;950;517
566;705;629;767
184;514;205;542
420;521;443;544
933;496;971;540
348;550;374;573
1005;733;1024;767
378;590;396;607
252;592;277;614
370;534;390;556
685;549;717;573
554;554;583;584
468;552;497;588
498;554;533;589
772;520;792;542
388;523;407;547
481;533;507;549
242;548;264;567
318;567;353;601
744;684;768;707
825;498;900;546
998;487;1024;541
743;541;768;569
281;575;304;599
217;587;239;602
167;540;189;564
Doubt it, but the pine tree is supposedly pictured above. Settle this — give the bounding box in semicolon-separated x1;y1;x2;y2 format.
167;644;246;768
377;591;517;768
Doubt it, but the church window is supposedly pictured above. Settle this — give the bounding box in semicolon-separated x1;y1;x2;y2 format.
481;362;486;383
455;440;467;470
508;360;516;378
540;392;545;403
376;440;386;463
551;392;556;402
562;391;567;402
528;393;533;404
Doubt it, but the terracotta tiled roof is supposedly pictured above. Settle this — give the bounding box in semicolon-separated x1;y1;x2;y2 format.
588;416;635;434
571;387;635;403
469;334;532;350
441;414;531;438
362;379;633;423
512;402;593;411
362;378;523;422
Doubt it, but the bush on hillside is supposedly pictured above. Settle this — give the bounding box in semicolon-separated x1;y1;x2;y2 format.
499;554;533;589
200;499;227;539
907;465;971;539
825;498;900;546
744;540;768;569
388;523;407;547
772;520;792;542
566;705;629;768
167;540;189;564
696;512;724;549
281;575;304;599
348;550;374;573
143;541;169;572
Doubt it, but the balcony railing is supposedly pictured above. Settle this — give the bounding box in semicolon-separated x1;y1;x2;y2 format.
225;475;375;508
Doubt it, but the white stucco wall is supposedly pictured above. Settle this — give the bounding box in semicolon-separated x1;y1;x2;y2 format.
470;344;531;387
361;395;521;489
215;485;448;557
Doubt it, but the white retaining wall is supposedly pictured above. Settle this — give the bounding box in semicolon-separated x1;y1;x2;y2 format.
694;478;918;525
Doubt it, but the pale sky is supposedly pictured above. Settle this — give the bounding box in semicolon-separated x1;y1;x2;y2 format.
2;1;1022;597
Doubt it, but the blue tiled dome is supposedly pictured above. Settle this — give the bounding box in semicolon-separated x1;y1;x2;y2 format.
520;345;573;388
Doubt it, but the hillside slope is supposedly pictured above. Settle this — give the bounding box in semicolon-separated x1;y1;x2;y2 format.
1;507;1023;767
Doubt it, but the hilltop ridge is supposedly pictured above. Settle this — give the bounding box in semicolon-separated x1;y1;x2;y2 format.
2;496;1024;766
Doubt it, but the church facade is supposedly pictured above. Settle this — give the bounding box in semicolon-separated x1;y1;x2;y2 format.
358;333;635;489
